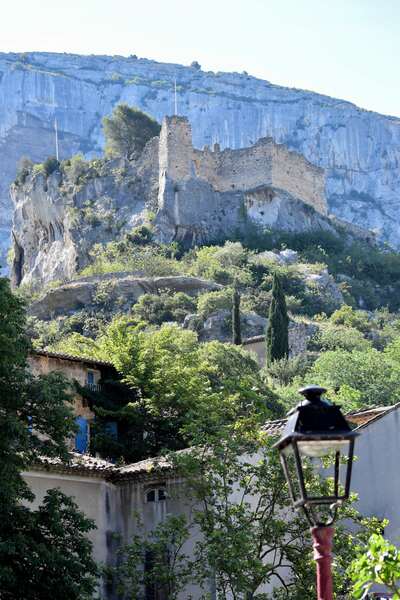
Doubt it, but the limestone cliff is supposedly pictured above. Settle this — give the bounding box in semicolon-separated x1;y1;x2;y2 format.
11;116;337;288
1;51;400;270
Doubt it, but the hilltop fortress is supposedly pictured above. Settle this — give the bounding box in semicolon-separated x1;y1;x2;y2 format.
155;116;327;245
158;116;326;211
12;115;334;288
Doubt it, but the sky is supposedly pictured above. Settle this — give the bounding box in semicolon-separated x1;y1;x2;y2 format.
0;0;399;117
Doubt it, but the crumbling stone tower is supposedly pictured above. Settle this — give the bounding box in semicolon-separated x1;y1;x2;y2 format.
156;115;328;246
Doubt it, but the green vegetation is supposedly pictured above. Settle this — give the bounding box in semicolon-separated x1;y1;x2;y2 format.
0;278;98;599
103;103;161;160
349;533;400;599
51;320;279;462
232;282;242;344
266;273;289;365
172;380;382;599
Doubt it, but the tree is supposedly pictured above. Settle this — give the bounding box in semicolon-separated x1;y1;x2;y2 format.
349;533;400;599
111;515;202;599
266;273;289;365
103;104;161;160
174;401;382;599
309;347;400;410
232;282;242;345
0;278;98;599
52;318;281;461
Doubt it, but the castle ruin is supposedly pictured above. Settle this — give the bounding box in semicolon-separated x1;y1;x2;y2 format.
155;116;328;245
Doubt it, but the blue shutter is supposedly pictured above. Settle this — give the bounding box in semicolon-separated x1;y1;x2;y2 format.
27;415;33;433
75;417;88;453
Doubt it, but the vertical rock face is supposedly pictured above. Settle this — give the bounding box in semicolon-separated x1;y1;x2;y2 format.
1;50;400;268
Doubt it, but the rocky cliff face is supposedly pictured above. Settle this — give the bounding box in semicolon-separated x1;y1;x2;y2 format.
11;117;338;289
0;51;400;270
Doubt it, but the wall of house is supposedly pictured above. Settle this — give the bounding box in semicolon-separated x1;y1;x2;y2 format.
351;408;400;544
23;470;118;587
28;354;99;419
116;474;210;600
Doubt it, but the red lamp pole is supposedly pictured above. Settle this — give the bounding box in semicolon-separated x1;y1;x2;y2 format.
311;526;334;600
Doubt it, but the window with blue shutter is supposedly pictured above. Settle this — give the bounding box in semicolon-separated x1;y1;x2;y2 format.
75;416;88;453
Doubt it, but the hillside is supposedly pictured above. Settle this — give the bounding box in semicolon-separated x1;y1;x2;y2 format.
1;50;400;273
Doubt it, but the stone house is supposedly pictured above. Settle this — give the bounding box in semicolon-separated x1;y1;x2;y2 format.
28;349;116;452
23;401;400;599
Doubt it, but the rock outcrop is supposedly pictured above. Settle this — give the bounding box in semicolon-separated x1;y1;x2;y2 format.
11;116;337;288
1;51;400;270
29;274;221;320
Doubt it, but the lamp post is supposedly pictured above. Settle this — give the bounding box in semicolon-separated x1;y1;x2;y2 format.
274;385;358;600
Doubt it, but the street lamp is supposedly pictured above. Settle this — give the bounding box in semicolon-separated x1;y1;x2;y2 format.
274;385;359;600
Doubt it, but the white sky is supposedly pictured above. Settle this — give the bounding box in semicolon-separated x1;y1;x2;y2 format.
1;0;399;116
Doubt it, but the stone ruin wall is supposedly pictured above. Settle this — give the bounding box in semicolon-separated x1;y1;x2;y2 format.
270;144;327;215
158;116;327;215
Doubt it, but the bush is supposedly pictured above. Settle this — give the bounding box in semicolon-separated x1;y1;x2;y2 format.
329;305;370;333
63;153;87;184
103;104;161;160
310;347;400;409
126;224;154;246
197;288;233;318
43;156;60;176
132;292;196;325
264;354;308;387
312;324;371;352
14;156;33;186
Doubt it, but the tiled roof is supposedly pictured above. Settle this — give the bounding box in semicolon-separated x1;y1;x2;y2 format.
242;335;265;345
346;404;399;428
113;456;173;480
33;453;116;477
32;349;114;368
29;405;400;481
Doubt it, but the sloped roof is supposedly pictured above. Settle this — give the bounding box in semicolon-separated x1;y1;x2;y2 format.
346;404;400;429
28;405;400;481
32;349;114;369
32;453;116;478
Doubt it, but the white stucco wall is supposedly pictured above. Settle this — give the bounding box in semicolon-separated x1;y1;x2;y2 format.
351;408;400;542
23;471;117;566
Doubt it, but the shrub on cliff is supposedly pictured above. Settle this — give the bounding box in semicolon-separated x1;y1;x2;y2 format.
131;292;196;325
103;103;161;160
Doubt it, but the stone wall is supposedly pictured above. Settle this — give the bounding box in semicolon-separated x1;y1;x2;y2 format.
160;116;327;214
28;352;104;419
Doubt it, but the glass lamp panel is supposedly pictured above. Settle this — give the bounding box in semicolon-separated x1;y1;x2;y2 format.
297;439;350;458
280;451;303;505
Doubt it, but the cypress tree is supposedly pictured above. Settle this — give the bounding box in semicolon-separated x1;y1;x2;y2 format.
266;273;289;365
232;283;242;345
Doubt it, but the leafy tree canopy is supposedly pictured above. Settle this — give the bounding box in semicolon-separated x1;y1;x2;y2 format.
103;104;161;160
0;278;98;599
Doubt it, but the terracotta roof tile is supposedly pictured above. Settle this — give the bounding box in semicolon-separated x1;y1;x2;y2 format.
32;349;114;368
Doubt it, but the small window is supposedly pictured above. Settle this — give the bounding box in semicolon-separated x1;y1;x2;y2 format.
146;490;156;503
145;488;167;503
86;371;95;385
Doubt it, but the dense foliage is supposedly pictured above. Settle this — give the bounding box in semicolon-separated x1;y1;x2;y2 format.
266;273;289;365
349;533;400;598
103;104;161;159
0;278;98;599
55;319;279;462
